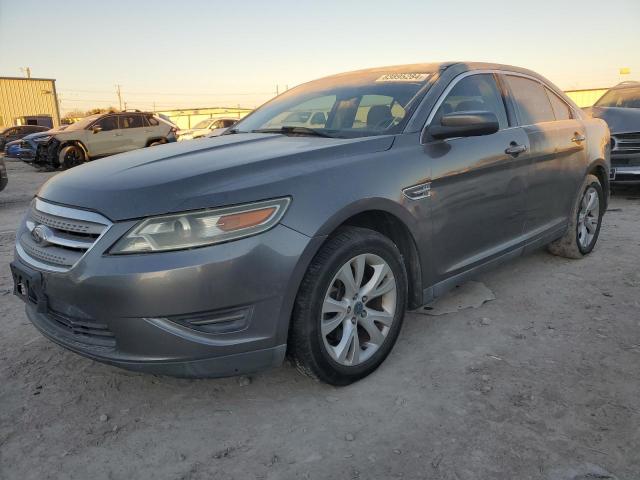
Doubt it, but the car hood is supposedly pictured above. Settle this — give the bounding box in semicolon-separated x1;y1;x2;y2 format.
585;106;640;134
178;127;207;136
23;131;55;141
37;133;395;221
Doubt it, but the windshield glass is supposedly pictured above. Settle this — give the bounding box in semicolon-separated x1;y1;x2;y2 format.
62;114;103;131
232;68;435;138
193;119;213;129
595;86;640;108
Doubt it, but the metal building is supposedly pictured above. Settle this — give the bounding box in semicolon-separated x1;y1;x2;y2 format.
564;87;609;108
0;77;61;129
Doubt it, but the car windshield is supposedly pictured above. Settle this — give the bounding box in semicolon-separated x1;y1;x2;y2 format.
193;119;213;129
595;86;640;108
232;68;435;138
62;114;103;131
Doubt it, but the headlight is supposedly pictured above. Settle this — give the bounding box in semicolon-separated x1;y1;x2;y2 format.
110;198;290;254
35;135;51;143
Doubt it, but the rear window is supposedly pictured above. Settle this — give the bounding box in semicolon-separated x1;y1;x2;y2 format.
546;89;572;120
505;75;555;125
120;114;144;129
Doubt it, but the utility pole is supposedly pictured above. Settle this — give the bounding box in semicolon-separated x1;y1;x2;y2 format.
115;84;123;111
20;67;31;78
275;84;279;96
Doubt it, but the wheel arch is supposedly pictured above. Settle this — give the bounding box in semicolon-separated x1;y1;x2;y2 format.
145;137;167;147
287;198;424;313
588;161;609;209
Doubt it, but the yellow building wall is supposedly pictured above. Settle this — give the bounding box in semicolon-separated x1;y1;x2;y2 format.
564;88;608;108
0;77;60;128
156;107;252;130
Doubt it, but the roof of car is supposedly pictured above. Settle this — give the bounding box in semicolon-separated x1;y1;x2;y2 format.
308;62;552;90
610;81;640;89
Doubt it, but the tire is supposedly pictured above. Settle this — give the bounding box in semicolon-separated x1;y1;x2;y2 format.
548;174;604;259
58;145;85;170
289;226;408;385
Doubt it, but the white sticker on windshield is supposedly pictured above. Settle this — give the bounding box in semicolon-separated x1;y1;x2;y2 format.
376;73;430;82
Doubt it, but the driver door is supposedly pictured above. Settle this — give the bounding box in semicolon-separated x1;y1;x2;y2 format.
425;73;530;282
88;115;121;156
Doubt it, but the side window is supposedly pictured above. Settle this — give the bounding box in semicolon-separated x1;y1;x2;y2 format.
120;114;144;129
146;115;159;126
95;116;118;131
546;88;572;121
433;74;508;129
504;75;555;125
222;119;236;128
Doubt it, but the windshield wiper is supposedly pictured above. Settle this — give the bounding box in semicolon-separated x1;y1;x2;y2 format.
251;126;336;138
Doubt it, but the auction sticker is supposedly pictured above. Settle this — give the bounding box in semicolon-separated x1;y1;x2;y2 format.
376;73;430;82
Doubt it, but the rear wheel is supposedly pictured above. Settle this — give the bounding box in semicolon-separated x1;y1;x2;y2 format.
548;174;604;258
148;138;167;147
58;145;85;170
289;227;407;385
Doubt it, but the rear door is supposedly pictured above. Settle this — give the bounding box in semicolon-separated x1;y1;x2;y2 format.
502;74;586;237
425;73;530;281
118;113;148;151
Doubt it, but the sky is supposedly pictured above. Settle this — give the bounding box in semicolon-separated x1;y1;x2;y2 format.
1;0;639;115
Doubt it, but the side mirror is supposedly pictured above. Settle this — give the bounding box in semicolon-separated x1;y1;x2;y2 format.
428;111;499;140
92;125;103;134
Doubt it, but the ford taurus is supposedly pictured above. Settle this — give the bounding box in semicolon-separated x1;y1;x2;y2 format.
11;62;610;385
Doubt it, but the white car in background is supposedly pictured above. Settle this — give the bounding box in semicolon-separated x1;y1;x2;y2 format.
178;118;238;141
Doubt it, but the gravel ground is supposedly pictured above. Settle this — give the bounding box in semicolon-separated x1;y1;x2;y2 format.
1;159;639;480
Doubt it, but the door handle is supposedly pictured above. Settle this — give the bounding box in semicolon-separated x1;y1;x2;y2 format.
114;133;123;136
505;143;527;156
572;133;586;143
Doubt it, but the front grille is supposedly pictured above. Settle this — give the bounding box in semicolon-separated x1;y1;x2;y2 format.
17;198;111;272
48;308;116;348
612;132;640;155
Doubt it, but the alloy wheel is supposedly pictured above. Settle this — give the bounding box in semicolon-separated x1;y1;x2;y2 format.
577;185;600;249
321;253;397;366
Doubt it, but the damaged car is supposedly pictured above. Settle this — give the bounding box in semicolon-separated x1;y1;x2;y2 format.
12;62;610;385
34;111;178;170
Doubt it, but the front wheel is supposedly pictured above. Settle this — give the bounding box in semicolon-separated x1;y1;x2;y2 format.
289;227;407;385
548;174;604;258
58;145;86;170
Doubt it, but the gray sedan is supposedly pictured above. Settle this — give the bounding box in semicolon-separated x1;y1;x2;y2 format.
11;62;610;385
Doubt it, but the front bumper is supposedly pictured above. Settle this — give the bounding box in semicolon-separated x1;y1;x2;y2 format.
13;220;322;377
610;166;640;184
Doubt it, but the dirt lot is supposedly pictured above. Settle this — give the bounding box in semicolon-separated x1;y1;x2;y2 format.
0;159;639;480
